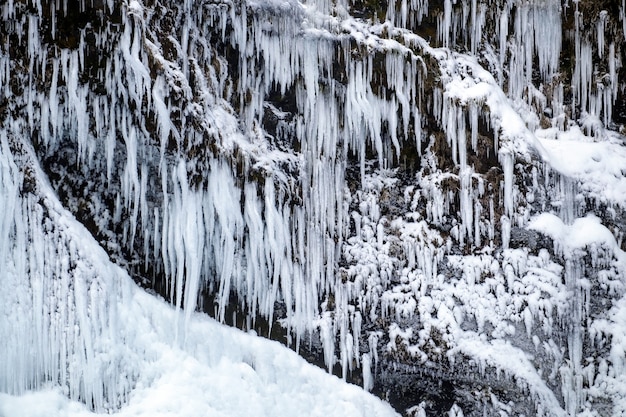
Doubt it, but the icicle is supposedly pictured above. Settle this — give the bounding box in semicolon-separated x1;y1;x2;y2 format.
622;0;626;42
559;175;575;225
497;3;509;85
597;11;607;59
499;150;514;218
362;353;374;391
440;0;453;48
0;131;137;412
533;1;562;81
470;0;486;55
573;23;593;115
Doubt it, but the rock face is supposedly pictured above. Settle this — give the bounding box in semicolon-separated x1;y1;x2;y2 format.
1;0;626;415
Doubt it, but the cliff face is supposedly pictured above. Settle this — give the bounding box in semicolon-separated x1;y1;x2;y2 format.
1;0;626;415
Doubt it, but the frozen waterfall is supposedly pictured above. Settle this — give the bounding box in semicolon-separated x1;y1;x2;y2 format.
1;0;626;415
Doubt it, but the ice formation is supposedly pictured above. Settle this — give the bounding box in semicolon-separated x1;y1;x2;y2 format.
0;133;399;417
1;0;626;415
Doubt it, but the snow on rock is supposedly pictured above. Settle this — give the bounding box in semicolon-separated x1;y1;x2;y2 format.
528;211;626;416
529;213;622;256
537;127;626;208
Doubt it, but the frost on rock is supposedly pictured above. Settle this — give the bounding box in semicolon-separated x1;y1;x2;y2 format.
1;0;626;415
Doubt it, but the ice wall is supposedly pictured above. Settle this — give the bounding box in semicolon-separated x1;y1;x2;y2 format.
2;0;626;415
0;128;139;411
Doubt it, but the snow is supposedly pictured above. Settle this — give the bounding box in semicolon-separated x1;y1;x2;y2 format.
529;213;622;256
0;291;399;417
0;297;399;417
537;127;626;208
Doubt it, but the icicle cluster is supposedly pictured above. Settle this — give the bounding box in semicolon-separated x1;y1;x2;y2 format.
0;128;139;411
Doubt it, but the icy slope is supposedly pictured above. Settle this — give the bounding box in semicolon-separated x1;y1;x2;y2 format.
0;292;400;417
0;132;398;417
